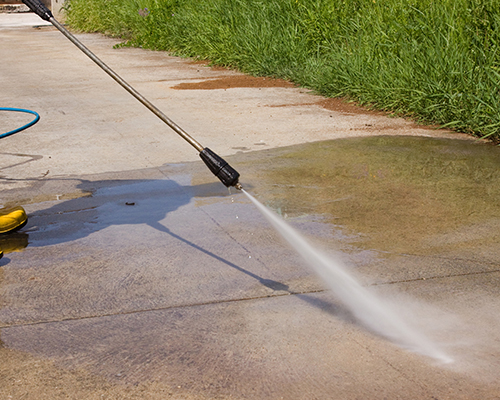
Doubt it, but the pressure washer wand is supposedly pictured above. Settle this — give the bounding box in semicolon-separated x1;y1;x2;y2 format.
22;0;241;189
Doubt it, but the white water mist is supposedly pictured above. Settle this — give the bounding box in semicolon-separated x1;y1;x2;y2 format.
243;189;452;363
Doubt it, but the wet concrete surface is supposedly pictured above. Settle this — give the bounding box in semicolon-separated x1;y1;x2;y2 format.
1;139;499;399
1;14;500;400
237;136;500;258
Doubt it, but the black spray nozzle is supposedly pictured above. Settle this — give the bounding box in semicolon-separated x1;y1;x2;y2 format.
200;148;241;188
22;0;53;21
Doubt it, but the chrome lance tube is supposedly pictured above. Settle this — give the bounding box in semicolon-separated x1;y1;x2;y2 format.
21;0;241;188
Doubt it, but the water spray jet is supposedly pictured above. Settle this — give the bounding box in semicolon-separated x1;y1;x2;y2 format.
22;0;240;189
242;189;453;363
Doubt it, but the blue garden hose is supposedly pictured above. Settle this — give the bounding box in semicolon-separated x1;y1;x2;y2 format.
0;107;40;139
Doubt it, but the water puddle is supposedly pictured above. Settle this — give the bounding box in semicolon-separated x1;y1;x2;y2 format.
232;135;500;257
0;175;229;255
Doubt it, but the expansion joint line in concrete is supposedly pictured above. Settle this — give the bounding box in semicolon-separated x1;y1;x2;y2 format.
2;269;498;329
370;268;500;286
0;289;326;330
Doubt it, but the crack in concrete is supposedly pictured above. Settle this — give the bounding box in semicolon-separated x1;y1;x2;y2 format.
349;335;434;395
378;249;500;265
0;153;43;171
0;288;326;329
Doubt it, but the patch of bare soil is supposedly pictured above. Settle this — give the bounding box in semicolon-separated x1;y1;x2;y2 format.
172;74;296;90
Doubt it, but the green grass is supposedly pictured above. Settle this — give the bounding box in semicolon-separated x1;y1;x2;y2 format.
65;0;500;142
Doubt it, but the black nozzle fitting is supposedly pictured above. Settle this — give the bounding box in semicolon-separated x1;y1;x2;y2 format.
22;0;53;21
200;148;240;188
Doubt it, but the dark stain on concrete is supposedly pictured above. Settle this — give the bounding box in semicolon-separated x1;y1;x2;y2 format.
172;74;296;90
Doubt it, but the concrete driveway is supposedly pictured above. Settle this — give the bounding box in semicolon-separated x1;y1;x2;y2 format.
1;13;499;399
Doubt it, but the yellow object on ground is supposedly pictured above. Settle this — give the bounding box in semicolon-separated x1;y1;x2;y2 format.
0;206;28;234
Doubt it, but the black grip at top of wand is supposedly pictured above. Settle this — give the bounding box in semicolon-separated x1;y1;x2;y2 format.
22;0;53;21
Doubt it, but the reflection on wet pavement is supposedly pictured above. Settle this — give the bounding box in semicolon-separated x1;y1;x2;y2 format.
0;232;28;255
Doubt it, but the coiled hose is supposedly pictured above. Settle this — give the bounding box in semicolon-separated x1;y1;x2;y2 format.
0;107;40;139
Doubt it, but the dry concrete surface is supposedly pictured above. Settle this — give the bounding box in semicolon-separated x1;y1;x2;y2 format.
1;13;499;400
